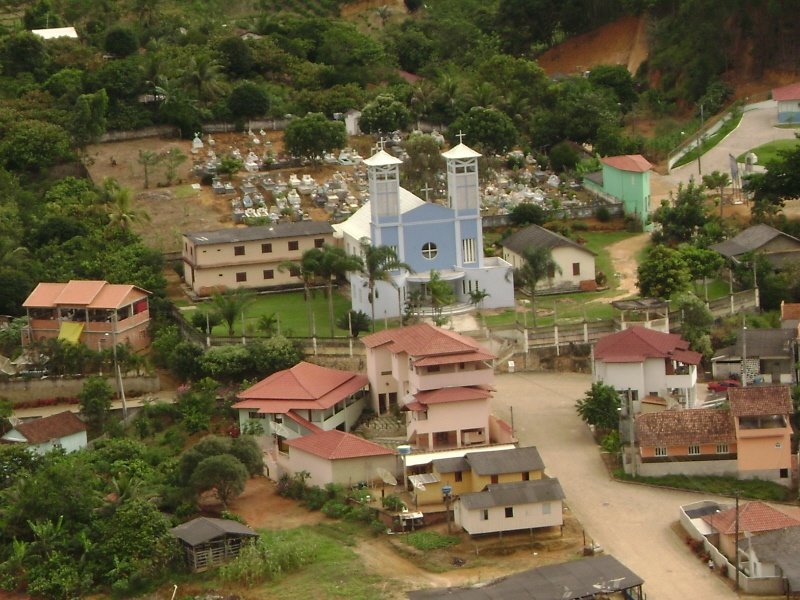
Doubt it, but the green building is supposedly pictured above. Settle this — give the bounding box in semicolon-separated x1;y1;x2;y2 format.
584;154;653;228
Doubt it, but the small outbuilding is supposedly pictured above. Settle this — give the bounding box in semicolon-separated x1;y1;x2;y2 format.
1;411;87;454
772;82;800;124
169;517;258;572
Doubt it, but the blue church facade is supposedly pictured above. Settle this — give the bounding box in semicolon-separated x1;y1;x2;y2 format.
335;142;515;320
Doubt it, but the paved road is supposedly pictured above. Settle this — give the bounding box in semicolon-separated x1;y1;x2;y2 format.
668;100;797;188
491;372;736;600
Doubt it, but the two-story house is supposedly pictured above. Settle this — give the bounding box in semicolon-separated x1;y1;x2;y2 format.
23;280;151;352
634;386;794;486
728;386;793;484
362;323;501;450
593;326;701;409
182;221;335;296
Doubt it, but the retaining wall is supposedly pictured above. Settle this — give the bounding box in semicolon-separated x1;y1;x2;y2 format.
1;375;160;404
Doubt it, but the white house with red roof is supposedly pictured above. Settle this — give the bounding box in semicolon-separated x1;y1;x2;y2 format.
593;326;701;409
283;430;396;488
772;82;800;124
23;280;151;351
2;411;87;454
362;323;512;451
583;154;653;228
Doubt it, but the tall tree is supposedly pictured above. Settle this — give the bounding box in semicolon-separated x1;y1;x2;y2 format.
702;170;731;219
190;454;248;507
78;375;113;433
515;246;559;326
575;382;620;431
360;242;411;332
137;150;161;189
636;245;692;299
283;112;346;164
314;245;363;337
181;54;226;104
744;142;800;223
105;184;150;231
279;249;324;335
427;270;455;326
650;181;713;245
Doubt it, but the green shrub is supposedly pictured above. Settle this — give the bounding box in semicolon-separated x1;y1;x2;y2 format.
321;500;350;519
572;221;589;231
345;505;374;523
595;205;611;222
404;531;459;551
381;494;406;512
304;485;328;511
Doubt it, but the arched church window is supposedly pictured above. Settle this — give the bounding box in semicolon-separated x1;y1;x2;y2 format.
421;242;438;260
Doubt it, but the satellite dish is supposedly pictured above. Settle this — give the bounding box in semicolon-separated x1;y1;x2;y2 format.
376;467;397;486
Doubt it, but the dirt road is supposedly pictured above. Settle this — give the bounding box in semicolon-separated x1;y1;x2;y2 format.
589;232;649;303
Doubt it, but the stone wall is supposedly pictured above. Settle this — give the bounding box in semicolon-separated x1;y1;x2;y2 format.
1;375;160;404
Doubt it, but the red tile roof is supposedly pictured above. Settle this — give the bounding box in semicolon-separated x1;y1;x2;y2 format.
234;362;368;413
728;385;793;417
703;501;800;535
414;386;492;406
600;154;653;173
13;411;86;444
23;280;149;309
285;430;395;460
781;302;800;321
362;323;495;361
773;82;800;102
636;408;735;446
594;326;701;364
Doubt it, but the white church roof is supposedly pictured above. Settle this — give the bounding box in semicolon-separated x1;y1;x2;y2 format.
333;188;425;242
442;143;481;160
363;150;403;166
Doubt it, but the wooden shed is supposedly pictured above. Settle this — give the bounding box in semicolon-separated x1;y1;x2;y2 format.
169;517;258;572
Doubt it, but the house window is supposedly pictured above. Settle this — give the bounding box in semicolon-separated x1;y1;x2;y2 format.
462;238;476;263
491;475;499;484
289;267;301;277
421;242;438;260
261;243;272;253
572;262;580;276
428;365;440;373
248;411;266;419
481;509;489;521
263;269;274;280
234;245;245;256
314;238;325;248
380;370;392;375
776;441;783;449
655;447;667;457
504;507;514;518
522;472;530;481
780;468;789;478
288;240;299;251
542;503;551;515
236;272;247;282
455;471;463;483
716;444;728;454
688;445;700;455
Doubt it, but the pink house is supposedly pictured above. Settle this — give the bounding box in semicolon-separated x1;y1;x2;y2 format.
22;280;151;352
728;386;793;484
362;323;510;451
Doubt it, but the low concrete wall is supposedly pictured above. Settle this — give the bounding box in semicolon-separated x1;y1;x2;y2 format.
638;458;738;478
2;375;160;404
99;126;178;143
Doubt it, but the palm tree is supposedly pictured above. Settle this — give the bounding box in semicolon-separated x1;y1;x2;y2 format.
314;245;364;337
360;241;411;331
210;287;256;337
427;270;455;326
181;54;226;105
137;150;161;189
279;249;324;335
516;246;560;327
105;185;150;231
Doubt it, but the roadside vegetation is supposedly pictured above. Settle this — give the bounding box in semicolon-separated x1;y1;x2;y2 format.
613;471;793;502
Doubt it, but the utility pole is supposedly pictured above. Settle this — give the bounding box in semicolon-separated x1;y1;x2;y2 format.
628;388;636;478
697;103;704;176
735;491;740;591
742;319;748;388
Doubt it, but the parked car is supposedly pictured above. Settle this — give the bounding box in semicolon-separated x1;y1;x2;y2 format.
707;379;741;392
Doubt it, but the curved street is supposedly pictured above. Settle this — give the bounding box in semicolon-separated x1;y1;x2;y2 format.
491;372;741;600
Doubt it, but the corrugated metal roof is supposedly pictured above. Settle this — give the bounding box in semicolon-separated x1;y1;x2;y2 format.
710;224;798;259
169;517;257;546
185;221;333;245
464;446;545;476
459;478;564;510
499;224;596;256
403;444;517;468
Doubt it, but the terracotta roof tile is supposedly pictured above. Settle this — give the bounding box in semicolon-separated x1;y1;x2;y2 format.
702;501;800;535
773;82;800;102
12;411;86;444
235;362;368;413
23;280;149;309
413;386;492;406
594;326;700;364
728;385;793;416
362;323;494;360
636;409;735;446
600;154;652;173
285;430;395;460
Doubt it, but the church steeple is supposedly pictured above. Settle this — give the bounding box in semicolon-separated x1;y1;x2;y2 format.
442;135;481;216
364;144;402;226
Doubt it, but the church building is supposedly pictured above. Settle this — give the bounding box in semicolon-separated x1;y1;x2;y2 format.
334;141;514;319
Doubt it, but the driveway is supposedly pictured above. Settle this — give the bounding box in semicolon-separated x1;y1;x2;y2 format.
491;372;737;600
668;100;797;188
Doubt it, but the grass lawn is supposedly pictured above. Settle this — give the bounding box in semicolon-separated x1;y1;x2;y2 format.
736;138;800;165
186;290;400;338
614;470;792;501
673;111;744;169
484;230;644;329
